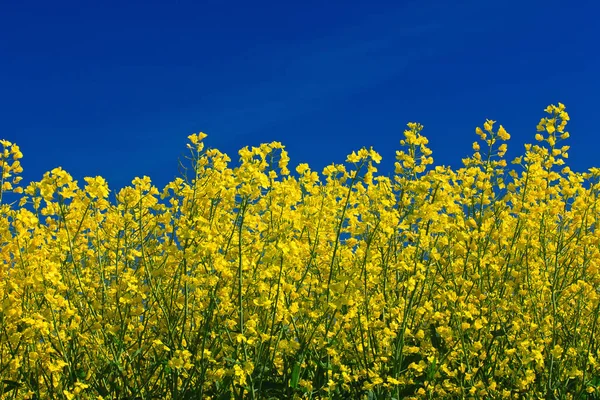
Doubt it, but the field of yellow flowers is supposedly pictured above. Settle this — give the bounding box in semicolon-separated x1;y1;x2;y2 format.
1;103;599;399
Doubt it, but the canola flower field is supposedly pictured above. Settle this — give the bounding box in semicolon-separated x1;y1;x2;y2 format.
0;103;599;399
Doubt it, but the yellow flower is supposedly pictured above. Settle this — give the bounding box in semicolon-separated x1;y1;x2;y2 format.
497;125;511;140
551;345;563;358
346;151;361;163
370;149;383;164
483;119;495;132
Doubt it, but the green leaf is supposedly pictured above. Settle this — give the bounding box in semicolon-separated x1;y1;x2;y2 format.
427;357;436;380
290;363;301;389
1;380;20;394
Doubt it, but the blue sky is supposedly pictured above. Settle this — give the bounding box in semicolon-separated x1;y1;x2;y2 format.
2;0;599;196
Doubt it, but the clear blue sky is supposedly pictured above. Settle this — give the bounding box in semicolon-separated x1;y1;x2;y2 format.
2;0;599;195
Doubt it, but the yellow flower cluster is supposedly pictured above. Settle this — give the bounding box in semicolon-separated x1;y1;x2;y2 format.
0;103;599;399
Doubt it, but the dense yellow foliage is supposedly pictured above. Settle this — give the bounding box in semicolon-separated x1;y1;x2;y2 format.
0;104;599;399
